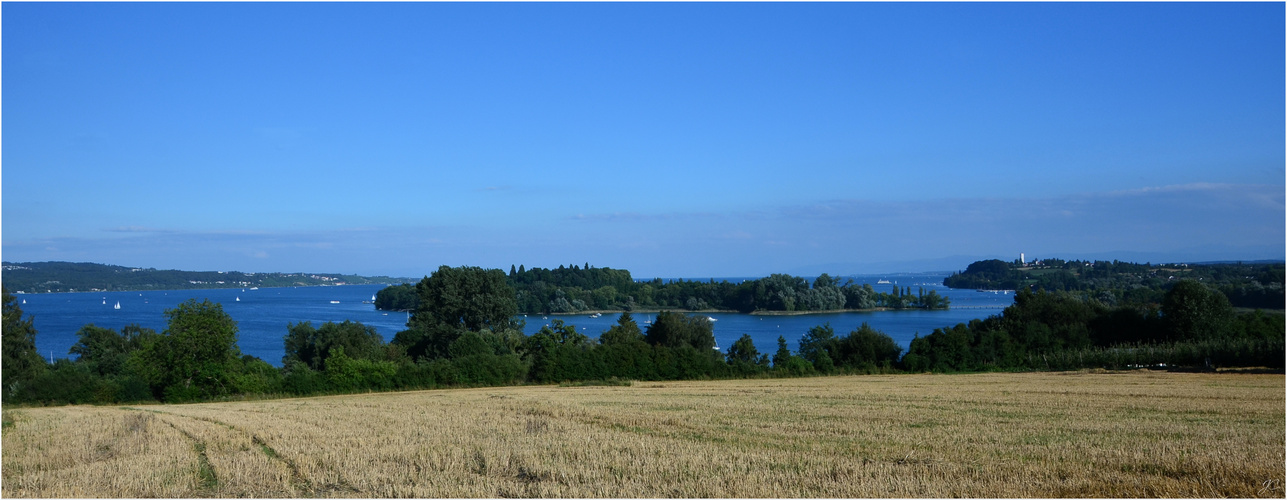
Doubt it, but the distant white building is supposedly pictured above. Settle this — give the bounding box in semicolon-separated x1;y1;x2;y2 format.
1021;253;1025;265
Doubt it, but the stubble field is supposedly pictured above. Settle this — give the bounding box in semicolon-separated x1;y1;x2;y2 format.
2;371;1283;498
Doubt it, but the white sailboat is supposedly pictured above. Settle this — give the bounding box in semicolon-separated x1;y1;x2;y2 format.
236;296;240;302
113;301;121;310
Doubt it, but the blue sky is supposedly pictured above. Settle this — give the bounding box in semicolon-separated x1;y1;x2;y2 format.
3;2;1283;278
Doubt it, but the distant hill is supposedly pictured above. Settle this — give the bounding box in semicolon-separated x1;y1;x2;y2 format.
0;261;414;293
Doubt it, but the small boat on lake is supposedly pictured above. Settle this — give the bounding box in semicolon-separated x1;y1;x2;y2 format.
113;301;121;310
329;300;340;304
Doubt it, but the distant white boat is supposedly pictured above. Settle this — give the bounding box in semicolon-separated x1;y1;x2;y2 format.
249;287;259;290
235;297;240;302
113;301;121;310
707;316;718;322
877;279;891;284
22;299;27;304
329;300;340;304
371;294;376;301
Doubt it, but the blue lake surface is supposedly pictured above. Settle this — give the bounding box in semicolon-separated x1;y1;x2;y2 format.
16;275;1015;367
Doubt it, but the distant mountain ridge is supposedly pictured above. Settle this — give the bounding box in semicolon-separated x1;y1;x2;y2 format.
1;261;414;294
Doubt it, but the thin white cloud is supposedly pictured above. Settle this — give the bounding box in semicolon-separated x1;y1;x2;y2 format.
571;211;723;222
104;226;177;233
1115;182;1231;195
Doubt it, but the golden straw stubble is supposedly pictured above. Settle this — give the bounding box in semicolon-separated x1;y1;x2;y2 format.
3;371;1283;497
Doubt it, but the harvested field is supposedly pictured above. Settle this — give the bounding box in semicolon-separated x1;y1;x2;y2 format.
3;371;1283;497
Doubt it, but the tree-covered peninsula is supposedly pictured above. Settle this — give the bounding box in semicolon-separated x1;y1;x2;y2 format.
376;264;949;315
943;258;1284;309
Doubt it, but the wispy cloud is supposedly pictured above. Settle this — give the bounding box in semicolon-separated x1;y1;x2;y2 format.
781;183;1284;224
571;211;723;222
1113;182;1232;195
7;184;1282;278
104;226;177;234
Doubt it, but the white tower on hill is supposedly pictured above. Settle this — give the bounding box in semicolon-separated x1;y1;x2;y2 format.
1021;253;1026;265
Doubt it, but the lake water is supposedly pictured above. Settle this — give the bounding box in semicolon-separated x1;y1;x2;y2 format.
15;275;1015;367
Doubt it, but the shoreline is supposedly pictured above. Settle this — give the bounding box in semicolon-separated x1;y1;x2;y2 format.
9;282;405;295
537;306;950;317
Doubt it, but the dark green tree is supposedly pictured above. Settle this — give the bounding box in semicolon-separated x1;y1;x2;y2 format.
772;335;792;367
129;299;241;402
833;323;902;370
798;323;837;368
413;265;520;333
69;324;158;377
284;320;386;370
725;334;761;364
600;312;644;345
2;287;45;402
1162;280;1235;341
394;266;521;360
725;334;768;374
524;320;591;382
374;283;417;311
645;311;715;351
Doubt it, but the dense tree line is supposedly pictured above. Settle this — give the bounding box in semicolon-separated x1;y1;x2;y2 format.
3;265;1281;407
944;258;1284;309
378;265;950;314
903;280;1284;372
0;268;907;406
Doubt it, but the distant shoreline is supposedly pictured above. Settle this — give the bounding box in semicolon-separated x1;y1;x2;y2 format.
537;306;947;317
9;282;405;295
